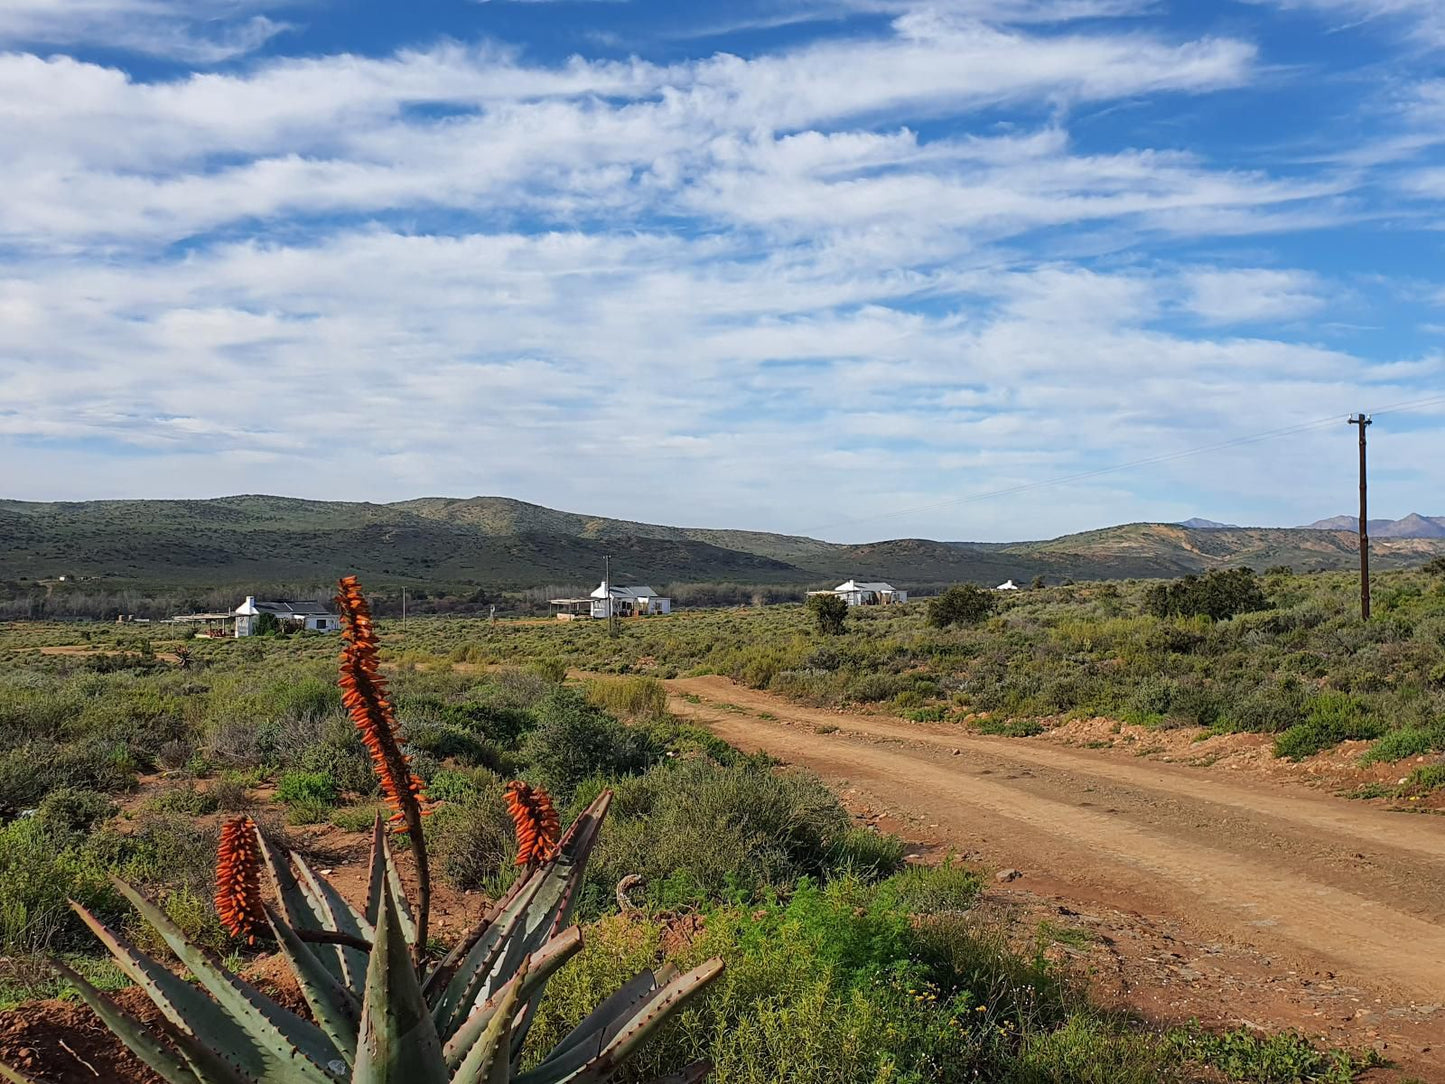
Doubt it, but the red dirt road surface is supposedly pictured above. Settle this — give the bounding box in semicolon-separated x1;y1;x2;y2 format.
667;676;1445;1081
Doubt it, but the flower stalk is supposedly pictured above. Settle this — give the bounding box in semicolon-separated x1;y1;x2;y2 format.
335;574;431;954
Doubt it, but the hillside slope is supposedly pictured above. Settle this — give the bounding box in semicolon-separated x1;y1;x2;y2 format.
3;496;1443;589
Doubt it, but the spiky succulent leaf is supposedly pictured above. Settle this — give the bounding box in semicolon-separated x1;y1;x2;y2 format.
291;850;375;991
265;903;361;1061
430;870;549;1038
255;830;364;994
442;928;582;1070
109;878;343;1084
0;1062;42;1084
71;900;291;1084
519;959;723;1084
449;956;528;1084
353;880;447;1084
45;957;205;1084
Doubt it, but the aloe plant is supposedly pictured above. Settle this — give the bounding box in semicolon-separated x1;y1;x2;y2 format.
1;576;722;1084
3;796;719;1084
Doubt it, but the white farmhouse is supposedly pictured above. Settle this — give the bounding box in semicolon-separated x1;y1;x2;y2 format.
995;579;1021;591
234;596;341;636
810;580;908;607
550;583;672;620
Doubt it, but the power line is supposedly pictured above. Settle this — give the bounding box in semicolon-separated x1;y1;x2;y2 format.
805;391;1445;537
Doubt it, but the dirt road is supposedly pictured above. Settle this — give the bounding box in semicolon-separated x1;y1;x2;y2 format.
667;676;1445;1076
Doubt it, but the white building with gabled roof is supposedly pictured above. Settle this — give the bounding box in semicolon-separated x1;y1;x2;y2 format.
809;580;908;606
549;582;672;619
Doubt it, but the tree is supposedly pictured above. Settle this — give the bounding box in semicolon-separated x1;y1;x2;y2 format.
1143;567;1268;621
1030;575;1046;590
926;584;996;628
807;592;849;635
1422;556;1445;577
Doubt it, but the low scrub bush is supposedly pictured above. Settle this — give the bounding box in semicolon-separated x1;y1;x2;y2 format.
927;584;996;628
522;688;662;800
585;676;669;720
585;759;857;908
427;782;515;891
1360;721;1445;763
1273;691;1384;760
1144;568;1269;622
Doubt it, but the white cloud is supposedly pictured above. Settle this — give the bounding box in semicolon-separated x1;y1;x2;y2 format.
2;7;1440;539
1184;268;1327;324
0;0;295;61
1248;0;1445;47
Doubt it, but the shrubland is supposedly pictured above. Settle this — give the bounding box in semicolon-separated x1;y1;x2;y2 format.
0;569;1418;1080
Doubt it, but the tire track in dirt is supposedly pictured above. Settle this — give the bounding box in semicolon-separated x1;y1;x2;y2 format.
666;676;1445;1009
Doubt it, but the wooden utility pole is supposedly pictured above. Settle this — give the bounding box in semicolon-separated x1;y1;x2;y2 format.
1348;414;1372;620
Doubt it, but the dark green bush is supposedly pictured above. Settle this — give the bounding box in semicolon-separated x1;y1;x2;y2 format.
586;759;855;907
807;593;848;635
428;782;514;891
35;786;114;834
275;769;339;807
1144;568;1269;622
927;584;996;628
522;688;661;800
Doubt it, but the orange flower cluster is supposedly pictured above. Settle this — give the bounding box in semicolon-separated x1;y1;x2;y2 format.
336;575;428;833
504;781;561;867
215;816;266;944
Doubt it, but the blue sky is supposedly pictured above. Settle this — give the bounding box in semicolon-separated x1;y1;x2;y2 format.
1;0;1442;542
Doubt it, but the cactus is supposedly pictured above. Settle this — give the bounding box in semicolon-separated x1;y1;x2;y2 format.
2;576;723;1084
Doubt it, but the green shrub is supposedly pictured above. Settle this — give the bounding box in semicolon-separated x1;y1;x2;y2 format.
1360;721;1445;763
1167;1025;1381;1083
0;819;117;953
522;689;662;800
829;828;906;879
427;784;515;891
1399;763;1445;796
927;584;996;628
146;783;220;815
1144;568;1269;621
877;859;983;915
807;593;848;635
275;769;339;807
585;677;669;720
588;760;853;907
1273;692;1384;759
35;787;114;834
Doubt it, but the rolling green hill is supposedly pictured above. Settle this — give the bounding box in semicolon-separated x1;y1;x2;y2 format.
2;495;1443;592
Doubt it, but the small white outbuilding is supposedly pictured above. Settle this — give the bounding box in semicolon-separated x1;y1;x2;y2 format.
994;579;1020;591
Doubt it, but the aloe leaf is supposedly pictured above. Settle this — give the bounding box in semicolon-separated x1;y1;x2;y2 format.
291;850;374;992
522;970;658;1078
520;959;723;1084
0;1061;42;1083
265;903;361;1061
430;869;548;1038
109;877;342;1083
45;956;204;1084
354;879;447;1084
255;829;353;990
448;957;527;1084
71;900;275;1082
422;875;528;1002
442;927;582;1070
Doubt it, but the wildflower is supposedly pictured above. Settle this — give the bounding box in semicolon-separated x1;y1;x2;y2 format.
215;816;265;944
504;780;561;867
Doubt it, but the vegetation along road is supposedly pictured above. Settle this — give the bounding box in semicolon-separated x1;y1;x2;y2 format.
668;675;1445;1072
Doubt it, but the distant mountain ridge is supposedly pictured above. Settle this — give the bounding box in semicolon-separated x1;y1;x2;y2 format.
3;495;1445;590
1300;514;1445;538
